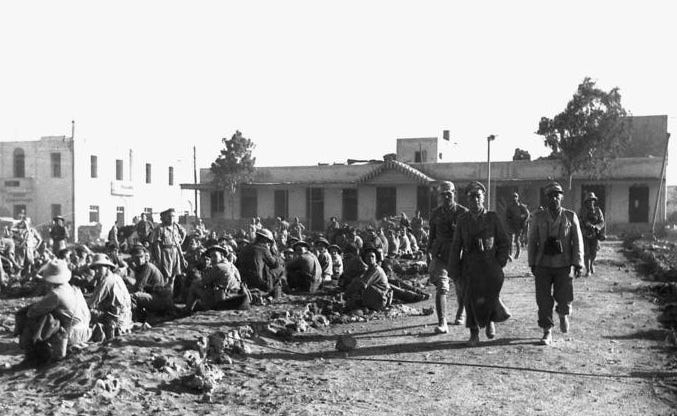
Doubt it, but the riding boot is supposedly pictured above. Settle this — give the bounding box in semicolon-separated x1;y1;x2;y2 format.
434;293;448;334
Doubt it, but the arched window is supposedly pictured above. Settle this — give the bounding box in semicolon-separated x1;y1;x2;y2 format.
13;148;25;178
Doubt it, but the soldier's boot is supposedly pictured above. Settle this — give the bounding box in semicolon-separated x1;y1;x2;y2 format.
540;328;552;346
434;293;448;334
485;321;496;339
467;328;480;347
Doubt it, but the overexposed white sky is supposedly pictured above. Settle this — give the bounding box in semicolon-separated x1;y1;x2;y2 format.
1;1;675;182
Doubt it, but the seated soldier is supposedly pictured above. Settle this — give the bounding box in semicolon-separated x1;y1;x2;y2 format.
339;243;367;289
286;240;322;293
345;245;392;311
314;237;333;282
88;254;133;341
186;245;248;312
328;244;343;280
15;260;91;365
128;244;174;317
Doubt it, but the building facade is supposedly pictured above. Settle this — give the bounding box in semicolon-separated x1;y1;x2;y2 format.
0;135;192;242
184;115;669;234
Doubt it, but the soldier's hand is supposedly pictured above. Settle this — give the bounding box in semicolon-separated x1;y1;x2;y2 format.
573;265;582;278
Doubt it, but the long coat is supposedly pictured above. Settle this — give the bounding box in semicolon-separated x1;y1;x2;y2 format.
449;210;511;328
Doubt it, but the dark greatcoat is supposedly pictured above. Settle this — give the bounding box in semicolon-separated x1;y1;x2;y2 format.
449;209;511;329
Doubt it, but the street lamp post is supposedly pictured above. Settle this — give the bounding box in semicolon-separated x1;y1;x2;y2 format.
487;134;496;209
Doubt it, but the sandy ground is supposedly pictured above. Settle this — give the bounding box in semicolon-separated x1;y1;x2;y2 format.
0;240;676;416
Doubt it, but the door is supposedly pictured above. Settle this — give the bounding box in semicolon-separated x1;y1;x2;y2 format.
629;185;649;223
376;187;397;219
306;187;324;231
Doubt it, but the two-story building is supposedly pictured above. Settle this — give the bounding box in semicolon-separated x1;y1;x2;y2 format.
0;135;192;242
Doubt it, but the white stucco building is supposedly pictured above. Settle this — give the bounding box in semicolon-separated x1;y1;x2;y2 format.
184;115;669;234
0;135;192;242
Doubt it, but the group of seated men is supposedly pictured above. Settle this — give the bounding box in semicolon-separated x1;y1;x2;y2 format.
14;211;430;365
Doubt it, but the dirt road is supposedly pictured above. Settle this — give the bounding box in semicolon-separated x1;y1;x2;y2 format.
0;240;675;415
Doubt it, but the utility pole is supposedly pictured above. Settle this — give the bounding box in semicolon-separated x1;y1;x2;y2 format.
487;135;496;209
651;132;671;236
193;146;199;218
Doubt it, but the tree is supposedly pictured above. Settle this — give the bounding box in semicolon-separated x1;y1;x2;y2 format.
537;77;631;189
210;130;256;217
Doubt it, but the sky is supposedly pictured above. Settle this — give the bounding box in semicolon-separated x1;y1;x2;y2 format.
1;1;675;183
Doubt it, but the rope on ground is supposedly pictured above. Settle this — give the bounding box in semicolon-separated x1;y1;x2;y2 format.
235;334;677;383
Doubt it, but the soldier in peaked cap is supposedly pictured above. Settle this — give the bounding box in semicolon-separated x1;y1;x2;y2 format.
528;181;584;346
449;181;511;346
428;180;468;334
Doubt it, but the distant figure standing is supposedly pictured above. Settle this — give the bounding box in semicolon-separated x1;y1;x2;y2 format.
505;192;530;259
107;221;119;248
150;208;186;287
579;192;605;277
135;212;154;245
289;217;305;241
49;216;69;253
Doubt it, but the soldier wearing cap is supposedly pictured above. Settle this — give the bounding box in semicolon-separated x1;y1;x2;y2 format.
505;191;530;260
150;208;186;289
449;181;511;346
428;180;468;334
88;253;133;340
528;181;584;346
49;215;69;253
328;244;344;280
186;245;246;312
129;244;173;315
579;191;605;276
236;228;284;295
339;243;367;289
314;237;333;282
15;259;91;364
286;240;323;292
345;244;392;311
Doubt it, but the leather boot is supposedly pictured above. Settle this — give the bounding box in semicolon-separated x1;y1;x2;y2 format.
485;322;496;339
467;328;480;346
559;313;569;333
434;293;448;334
540;328;552;346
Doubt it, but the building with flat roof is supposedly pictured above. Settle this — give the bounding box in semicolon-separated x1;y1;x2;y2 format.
183;115;669;234
0;135;192;242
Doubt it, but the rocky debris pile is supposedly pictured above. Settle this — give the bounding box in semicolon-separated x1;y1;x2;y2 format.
176;326;255;393
627;239;677;282
627;238;677;331
180;362;224;393
266;303;333;339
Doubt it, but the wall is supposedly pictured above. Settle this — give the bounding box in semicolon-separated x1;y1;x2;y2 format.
396;138;438;164
73;137;191;241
